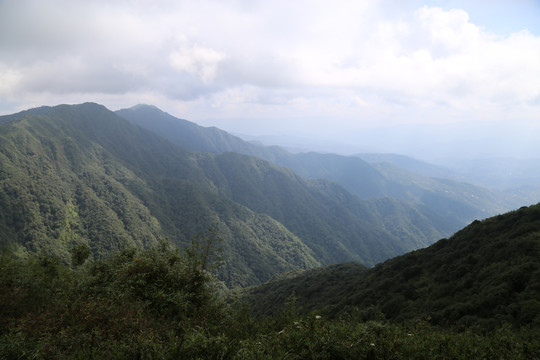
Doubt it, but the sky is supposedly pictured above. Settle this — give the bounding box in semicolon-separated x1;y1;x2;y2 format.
1;0;540;160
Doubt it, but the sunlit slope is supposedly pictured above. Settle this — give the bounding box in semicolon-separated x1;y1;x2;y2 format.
1;102;449;287
0;103;318;286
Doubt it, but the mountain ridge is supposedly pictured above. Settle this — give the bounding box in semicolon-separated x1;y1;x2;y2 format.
241;202;540;328
1;102;451;286
116;104;526;235
0;103;319;286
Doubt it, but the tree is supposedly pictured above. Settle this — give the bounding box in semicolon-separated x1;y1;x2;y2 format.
71;243;91;266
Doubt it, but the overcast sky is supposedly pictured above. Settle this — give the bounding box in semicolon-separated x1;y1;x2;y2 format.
1;0;540;160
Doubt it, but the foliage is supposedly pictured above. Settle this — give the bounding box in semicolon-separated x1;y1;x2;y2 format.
118;103;501;264
1;243;539;359
0;103;322;287
71;242;91;266
238;262;369;317
0;102;459;288
118;103;525;244
243;203;540;331
0;237;226;358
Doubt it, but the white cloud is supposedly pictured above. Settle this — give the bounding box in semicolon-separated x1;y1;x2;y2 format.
169;45;225;83
0;0;539;149
0;65;21;99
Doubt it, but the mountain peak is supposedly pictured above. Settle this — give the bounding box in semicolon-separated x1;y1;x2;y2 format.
124;104;162;112
1;102;106;123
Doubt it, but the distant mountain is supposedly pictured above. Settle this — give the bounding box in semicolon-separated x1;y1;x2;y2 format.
117;105;525;234
116;104;286;160
0;103;451;287
355;153;462;180
366;162;521;224
116;106;392;199
241;203;540;328
441;157;540;190
205;152;449;261
358;154;540;206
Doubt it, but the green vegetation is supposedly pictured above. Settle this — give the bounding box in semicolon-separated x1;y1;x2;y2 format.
117;104;526;238
1;238;538;359
119;104;468;258
0;103;457;287
0;237;224;358
243;204;540;331
2;103;539;357
0;104;322;287
236;262;369;317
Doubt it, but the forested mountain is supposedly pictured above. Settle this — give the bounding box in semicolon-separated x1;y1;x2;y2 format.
242;203;540;329
116;104;285;160
356;153;461;180
442;157;540;190
1;102;449;287
117;105;524;234
0;103;317;287
358;153;539;216
2;103;539;358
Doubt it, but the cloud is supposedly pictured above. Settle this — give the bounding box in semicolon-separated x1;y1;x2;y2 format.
0;0;539;139
169;45;225;83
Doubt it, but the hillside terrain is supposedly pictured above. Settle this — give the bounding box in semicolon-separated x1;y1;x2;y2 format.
117;105;528;233
356;153;461;180
1;102;451;287
242;203;540;329
1;103;539;357
0;104;317;287
1;206;538;358
442;157;540;190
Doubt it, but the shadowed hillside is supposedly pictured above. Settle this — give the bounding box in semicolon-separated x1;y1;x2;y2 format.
242;203;540;329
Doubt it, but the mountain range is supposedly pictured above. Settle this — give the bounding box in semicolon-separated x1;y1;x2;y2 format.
0;102;534;288
2;102;539;358
117;104;528;228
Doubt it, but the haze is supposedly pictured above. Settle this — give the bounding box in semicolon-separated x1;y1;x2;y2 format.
1;0;539;161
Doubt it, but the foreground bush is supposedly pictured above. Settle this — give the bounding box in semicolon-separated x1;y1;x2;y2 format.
1;243;539;359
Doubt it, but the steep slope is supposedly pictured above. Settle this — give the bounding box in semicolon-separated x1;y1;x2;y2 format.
117;104;455;261
356;153;462;180
0;103;319;286
117;105;521;233
0;103;449;286
117;105;389;197
204;152;401;264
0;105;162;258
116;105;390;198
115;104;285;160
242;203;540;328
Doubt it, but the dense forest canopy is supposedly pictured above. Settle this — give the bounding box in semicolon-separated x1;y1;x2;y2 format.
242;204;540;329
0;102;475;287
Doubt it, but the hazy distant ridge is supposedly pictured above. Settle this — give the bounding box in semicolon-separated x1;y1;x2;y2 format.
117;104;526;234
